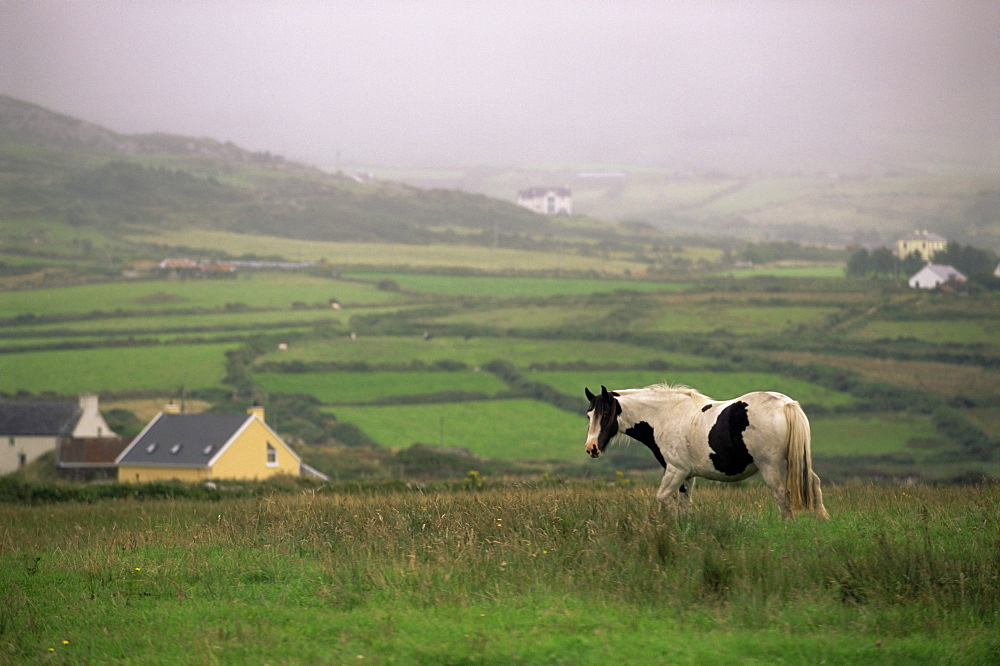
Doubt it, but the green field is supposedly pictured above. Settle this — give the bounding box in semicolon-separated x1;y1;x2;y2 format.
0;274;404;318
256;335;675;369
344;271;691;297
721;265;846;279
256;370;510;403
1;261;996;483
129;229;647;274
0;272;1000;479
643;303;839;334
2;485;996;663
810;413;937;457
427;302;615;330
0;343;235;394
849;319;998;345
327;399;583;461
1;309;343;338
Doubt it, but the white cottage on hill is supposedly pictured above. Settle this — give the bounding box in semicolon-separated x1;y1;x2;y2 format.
516;187;572;215
908;264;966;290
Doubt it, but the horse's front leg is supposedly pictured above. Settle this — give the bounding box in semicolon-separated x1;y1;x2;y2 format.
655;465;691;514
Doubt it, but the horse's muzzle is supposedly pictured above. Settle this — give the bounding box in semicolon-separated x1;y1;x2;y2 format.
585;440;601;458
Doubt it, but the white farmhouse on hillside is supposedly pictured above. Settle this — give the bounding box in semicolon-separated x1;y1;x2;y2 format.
908;264;966;290
516;187;572;215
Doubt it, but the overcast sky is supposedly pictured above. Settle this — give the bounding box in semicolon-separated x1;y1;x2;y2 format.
1;0;997;171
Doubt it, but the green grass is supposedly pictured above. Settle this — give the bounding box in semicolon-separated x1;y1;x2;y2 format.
256;335;674;368
344;271;691;297
643;303;839;334
1;308;344;338
427;302;615;330
0;274;403;318
721;265;847;279
0;343;235;394
256;370;510;403
849;319;998;345
2;484;996;663
130;229;647;274
531;370;858;408
327;399;583;460
810;413;939;457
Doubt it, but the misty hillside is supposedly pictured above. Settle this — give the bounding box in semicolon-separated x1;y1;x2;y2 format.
0;95;557;250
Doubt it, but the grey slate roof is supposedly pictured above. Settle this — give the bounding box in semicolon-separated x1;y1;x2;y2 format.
117;413;252;467
0;400;82;436
518;186;571;198
924;264;966;281
517;187;571;199
899;230;946;242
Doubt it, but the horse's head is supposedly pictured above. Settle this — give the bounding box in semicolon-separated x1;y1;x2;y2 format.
584;385;621;458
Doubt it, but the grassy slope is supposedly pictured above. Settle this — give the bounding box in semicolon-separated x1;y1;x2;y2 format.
2;484;996;663
383;163;1000;250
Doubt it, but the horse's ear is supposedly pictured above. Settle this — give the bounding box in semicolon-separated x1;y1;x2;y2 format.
585;387;596;401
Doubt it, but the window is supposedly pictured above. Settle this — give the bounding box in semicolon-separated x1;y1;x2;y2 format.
266;443;278;466
170;444;183;455
203;445;214;455
145;442;158;454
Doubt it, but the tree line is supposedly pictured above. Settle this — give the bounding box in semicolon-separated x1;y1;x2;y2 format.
846;241;999;287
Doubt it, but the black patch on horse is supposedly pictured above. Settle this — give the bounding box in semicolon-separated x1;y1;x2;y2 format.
707;401;754;476
624;421;666;469
701;404;712;412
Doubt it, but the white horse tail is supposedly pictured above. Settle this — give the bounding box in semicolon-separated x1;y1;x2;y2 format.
784;401;815;513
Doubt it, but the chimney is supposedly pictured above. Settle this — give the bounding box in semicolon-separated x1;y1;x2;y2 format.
247;404;265;421
78;393;99;414
163;402;181;415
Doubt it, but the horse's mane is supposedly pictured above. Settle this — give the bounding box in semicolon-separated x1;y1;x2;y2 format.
608;383;711;450
641;383;712;401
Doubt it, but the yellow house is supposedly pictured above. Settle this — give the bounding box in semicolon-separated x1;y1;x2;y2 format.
896;230;947;262
116;405;304;483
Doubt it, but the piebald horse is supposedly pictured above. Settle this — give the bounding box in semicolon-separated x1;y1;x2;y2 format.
585;384;830;520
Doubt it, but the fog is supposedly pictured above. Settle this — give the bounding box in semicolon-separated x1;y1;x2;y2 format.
1;0;997;171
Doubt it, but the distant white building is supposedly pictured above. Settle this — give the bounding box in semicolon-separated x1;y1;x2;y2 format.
908;264;966;290
896;230;947;262
516;187;572;215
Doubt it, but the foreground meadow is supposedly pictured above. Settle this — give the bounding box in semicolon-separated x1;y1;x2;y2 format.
2;483;996;664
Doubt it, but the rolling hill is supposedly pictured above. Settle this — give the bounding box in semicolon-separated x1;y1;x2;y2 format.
1;94;610;275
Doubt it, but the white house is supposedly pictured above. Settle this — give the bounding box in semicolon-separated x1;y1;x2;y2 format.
0;394;116;475
516;187;572;215
908;264;966;290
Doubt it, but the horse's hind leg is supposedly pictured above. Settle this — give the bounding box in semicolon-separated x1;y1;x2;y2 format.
758;464;794;521
811;471;830;521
